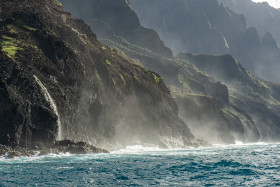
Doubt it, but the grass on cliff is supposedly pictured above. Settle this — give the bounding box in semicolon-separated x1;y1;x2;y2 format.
0;35;23;59
105;59;111;65
152;73;160;84
119;74;126;86
96;73;101;81
133;75;139;82
246;70;269;89
222;107;252;126
52;0;63;6
14;20;37;32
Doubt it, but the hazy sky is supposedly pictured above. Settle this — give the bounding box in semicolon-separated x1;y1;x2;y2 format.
252;0;280;8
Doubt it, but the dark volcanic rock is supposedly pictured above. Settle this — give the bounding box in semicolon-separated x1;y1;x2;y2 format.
0;0;201;150
0;140;108;158
52;140;108;154
0;58;58;148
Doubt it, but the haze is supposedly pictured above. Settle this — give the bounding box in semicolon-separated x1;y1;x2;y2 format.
253;0;280;8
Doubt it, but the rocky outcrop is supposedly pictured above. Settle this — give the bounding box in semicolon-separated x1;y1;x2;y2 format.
130;0;246;55
177;53;280;142
59;0;173;58
0;0;202;151
130;0;280;83
219;0;280;46
0;140;108;158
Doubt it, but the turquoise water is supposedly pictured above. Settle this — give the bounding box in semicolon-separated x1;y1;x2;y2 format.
1;143;279;186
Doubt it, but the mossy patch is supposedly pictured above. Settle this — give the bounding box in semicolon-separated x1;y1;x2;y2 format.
246;70;269;89
52;0;63;6
101;46;107;50
7;24;19;34
105;59;111;65
96;73;101;81
0;35;23;59
152;73;160;84
15;20;37;32
133;75;139;82
119;73;126;86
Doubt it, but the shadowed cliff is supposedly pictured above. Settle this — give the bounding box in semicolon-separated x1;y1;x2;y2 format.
0;0;203;150
57;0;276;144
130;0;280;83
177;53;280;141
59;0;173;58
219;0;280;47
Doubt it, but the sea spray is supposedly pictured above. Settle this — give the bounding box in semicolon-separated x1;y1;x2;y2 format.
1;143;279;186
33;75;62;140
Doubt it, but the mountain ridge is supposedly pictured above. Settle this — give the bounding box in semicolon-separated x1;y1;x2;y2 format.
0;0;203;151
57;0;280;144
130;0;280;83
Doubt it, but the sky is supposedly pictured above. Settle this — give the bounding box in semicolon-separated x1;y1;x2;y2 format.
252;0;280;8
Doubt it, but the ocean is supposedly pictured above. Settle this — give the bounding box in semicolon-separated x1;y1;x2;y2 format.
0;143;279;186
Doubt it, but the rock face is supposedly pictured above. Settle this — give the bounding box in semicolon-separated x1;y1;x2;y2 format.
59;0;173;58
0;0;201;150
219;0;280;47
177;53;280;142
130;0;280;83
0;140;108;158
58;0;274;144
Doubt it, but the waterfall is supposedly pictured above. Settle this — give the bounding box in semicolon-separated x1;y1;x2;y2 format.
33;75;62;140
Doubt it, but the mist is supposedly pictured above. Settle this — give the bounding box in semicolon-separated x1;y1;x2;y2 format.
54;0;280;147
130;0;280;83
2;0;280;185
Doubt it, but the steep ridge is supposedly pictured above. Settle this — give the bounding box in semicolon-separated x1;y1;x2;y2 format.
0;0;202;150
219;0;280;47
177;53;280;141
59;0;173;58
130;0;280;83
59;0;268;144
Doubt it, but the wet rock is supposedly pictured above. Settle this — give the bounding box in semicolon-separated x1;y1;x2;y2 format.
0;140;108;158
0;0;202;150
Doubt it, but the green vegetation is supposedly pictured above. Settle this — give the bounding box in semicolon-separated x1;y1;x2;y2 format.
96;73;101;81
246;70;269;89
52;0;62;6
259;81;269;89
101;46;107;50
222;107;253;126
0;35;23;59
15;20;36;32
112;78;115;85
152;73;160;84
133;75;139;82
119;73;126;86
222;108;235;119
267;96;280;106
105;59;111;65
7;24;19;34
